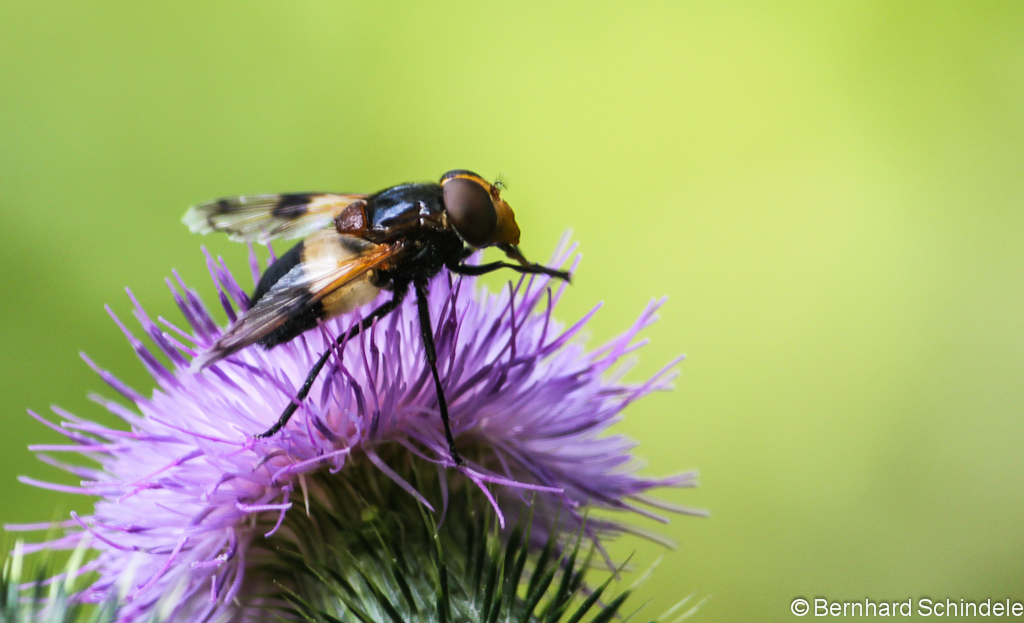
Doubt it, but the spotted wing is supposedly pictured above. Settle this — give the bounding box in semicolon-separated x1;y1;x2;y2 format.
183;193;366;243
191;232;400;370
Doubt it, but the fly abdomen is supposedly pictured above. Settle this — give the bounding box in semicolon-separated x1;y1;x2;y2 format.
251;240;323;348
252;231;382;349
252;241;304;305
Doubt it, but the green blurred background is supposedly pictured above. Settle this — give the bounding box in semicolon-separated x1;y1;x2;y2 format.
2;2;1023;620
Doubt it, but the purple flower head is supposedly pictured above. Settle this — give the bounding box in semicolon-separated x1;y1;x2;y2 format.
12;237;698;621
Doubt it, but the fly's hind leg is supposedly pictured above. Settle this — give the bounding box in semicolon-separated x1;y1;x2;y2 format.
255;288;407;438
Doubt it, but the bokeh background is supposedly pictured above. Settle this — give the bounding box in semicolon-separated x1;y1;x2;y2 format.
2;2;1023;621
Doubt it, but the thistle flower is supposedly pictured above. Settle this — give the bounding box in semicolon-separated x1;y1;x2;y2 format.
10;239;699;622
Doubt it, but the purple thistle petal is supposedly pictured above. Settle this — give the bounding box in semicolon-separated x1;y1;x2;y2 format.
3;519;79;532
17;242;696;622
80;353;146;406
366;450;435;511
247;243;261;287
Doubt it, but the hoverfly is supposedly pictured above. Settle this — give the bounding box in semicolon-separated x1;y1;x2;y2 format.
183;170;570;465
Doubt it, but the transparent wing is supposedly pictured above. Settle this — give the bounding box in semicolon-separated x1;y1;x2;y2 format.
183;192;366;243
191;233;399;370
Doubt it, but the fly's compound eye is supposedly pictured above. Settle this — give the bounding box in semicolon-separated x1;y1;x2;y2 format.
443;177;498;247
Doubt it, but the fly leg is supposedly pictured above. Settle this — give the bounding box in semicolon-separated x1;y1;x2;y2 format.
414;276;463;466
255;288;407;438
449;261;571;281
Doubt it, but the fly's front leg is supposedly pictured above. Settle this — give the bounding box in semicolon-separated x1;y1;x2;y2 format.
255;288;407;439
413;276;463;466
449;261;571;281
